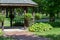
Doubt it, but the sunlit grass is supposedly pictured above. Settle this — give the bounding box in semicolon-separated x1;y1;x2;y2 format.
34;28;60;35
4;18;10;27
34;27;60;40
0;36;13;40
0;29;3;36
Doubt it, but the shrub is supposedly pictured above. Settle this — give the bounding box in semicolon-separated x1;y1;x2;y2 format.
0;29;3;36
13;15;24;26
14;15;24;22
13;13;32;26
29;23;53;32
24;13;33;26
13;22;24;26
24;13;33;20
35;13;41;20
0;15;5;22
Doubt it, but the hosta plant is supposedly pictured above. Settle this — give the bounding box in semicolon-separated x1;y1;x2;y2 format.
29;23;53;32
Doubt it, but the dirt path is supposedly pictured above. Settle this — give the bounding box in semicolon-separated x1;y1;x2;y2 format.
4;31;50;40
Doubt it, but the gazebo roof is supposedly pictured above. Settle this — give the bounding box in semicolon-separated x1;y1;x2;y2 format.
0;0;37;7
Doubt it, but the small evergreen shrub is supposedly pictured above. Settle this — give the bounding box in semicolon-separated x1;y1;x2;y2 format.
35;13;41;20
29;23;53;32
24;13;32;20
24;13;33;26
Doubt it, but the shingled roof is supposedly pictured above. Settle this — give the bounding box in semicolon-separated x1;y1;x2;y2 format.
0;0;37;6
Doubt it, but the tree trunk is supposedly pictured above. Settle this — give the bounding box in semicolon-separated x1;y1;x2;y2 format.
24;18;29;27
10;19;12;27
1;9;5;31
2;21;4;30
24;7;29;28
32;7;35;24
9;8;14;27
49;13;55;22
46;13;48;16
6;9;9;18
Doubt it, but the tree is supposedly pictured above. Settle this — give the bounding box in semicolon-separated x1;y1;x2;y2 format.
33;0;60;22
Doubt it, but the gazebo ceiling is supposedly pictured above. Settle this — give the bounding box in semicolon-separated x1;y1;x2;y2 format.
0;0;37;7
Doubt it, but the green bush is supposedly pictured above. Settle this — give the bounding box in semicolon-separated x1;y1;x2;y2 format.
13;13;32;26
14;15;24;22
0;29;3;36
0;15;5;22
24;13;32;20
13;22;24;26
29;23;53;32
35;13;41;20
13;15;24;26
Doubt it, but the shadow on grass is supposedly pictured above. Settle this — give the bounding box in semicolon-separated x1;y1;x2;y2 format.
43;22;60;27
38;34;60;40
0;36;13;40
49;22;60;27
0;35;51;40
2;34;60;40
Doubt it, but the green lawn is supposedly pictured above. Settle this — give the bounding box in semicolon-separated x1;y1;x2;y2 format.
0;29;13;40
34;28;60;35
34;21;60;40
4;18;10;27
0;29;3;36
34;28;60;40
0;37;13;40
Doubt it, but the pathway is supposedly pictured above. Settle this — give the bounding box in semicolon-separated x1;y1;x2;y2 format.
4;29;51;40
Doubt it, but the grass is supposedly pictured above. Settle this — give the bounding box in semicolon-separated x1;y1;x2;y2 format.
34;28;60;35
0;13;60;40
0;29;3;36
0;36;13;40
34;28;60;40
33;17;60;40
34;21;60;40
4;18;10;27
0;28;13;40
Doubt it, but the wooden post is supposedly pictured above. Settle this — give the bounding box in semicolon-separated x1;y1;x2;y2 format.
1;8;5;31
6;8;9;18
24;7;27;29
32;7;35;24
14;8;16;16
9;8;14;27
1;8;6;37
24;7;28;29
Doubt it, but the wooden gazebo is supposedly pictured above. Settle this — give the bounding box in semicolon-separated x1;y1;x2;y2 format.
0;0;37;29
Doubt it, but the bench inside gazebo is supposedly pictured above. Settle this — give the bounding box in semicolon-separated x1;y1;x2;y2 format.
0;0;37;30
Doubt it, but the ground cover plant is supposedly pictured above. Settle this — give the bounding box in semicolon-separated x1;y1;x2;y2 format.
29;22;53;32
33;21;60;40
34;28;60;40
